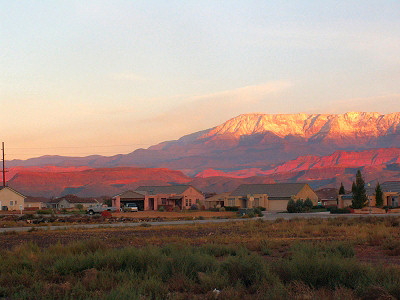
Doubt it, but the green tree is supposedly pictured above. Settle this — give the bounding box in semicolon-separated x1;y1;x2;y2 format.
104;198;113;207
287;199;296;213
375;182;384;207
304;198;313;211
339;183;345;195
351;170;368;209
295;199;304;213
75;204;83;211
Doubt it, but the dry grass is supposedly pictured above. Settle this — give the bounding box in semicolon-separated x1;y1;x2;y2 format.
112;210;236;219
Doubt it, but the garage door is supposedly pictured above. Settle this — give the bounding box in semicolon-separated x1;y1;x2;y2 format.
269;200;289;211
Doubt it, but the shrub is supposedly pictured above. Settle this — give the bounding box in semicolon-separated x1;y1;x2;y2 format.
36;209;52;215
330;207;351;214
303;199;313;212
173;206;181;212
219;207;226;212
189;204;198;211
295;199;304;213
158;206;165;212
253;207;263;217
287;199;296;213
224;206;239;212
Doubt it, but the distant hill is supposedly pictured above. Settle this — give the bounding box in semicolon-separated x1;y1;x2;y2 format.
6;112;400;197
8;112;400;176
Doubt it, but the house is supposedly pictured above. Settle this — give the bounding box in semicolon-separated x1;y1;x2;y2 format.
205;192;230;209
135;185;205;211
229;183;318;211
0;186;26;211
24;196;48;210
315;188;338;207
339;181;400;208
47;195;99;210
113;185;205;211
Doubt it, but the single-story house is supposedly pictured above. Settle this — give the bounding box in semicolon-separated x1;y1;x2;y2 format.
112;190;147;211
47;195;99;210
339;181;400;208
205;192;230;209
113;185;205;211
0;186;26;211
24;196;48;210
315;188;338;207
228;183;318;211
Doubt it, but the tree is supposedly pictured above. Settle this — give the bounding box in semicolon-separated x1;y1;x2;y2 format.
375;182;384;207
339;183;345;195
351;170;368;209
295;199;304;213
75;204;83;211
304;198;313;211
287;199;296;213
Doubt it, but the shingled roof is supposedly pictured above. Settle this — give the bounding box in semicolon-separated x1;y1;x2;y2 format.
135;185;193;195
230;183;310;199
381;181;400;193
113;190;145;199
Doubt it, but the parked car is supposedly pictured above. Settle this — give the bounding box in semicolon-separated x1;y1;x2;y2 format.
123;203;138;212
87;205;117;215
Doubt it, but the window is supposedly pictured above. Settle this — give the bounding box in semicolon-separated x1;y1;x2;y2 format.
228;198;235;206
185;199;189;206
161;198;167;205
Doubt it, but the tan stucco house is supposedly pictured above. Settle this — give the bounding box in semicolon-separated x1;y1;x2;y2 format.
24;196;47;210
0;186;26;211
205;192;230;209
113;185;205;211
339;181;400;208
47;195;99;210
228;183;318;211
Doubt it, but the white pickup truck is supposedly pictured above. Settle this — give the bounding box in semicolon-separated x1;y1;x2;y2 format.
87;205;118;215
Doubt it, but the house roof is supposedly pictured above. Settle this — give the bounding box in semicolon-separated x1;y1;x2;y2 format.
316;188;338;201
25;196;50;203
48;195;98;204
205;192;230;202
135;185;194;195
381;181;400;193
0;186;26;198
230;183;311;198
113;190;145;199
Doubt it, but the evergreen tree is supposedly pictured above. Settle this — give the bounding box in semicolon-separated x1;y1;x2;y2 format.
375;182;384;207
351;170;368;209
287;199;296;213
339;182;345;195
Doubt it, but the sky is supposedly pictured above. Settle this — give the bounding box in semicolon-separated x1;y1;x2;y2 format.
1;1;400;159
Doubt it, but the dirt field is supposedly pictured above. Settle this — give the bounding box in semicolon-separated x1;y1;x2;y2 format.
112;210;236;219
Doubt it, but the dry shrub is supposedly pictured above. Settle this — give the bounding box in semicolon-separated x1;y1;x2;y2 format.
286;281;313;299
359;285;395;300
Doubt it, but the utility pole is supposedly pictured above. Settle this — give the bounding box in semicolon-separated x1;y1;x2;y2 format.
2;142;5;187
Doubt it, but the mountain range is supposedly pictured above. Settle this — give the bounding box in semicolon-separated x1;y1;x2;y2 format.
6;112;400;197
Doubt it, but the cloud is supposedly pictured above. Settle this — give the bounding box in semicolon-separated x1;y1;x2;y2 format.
132;81;292;143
